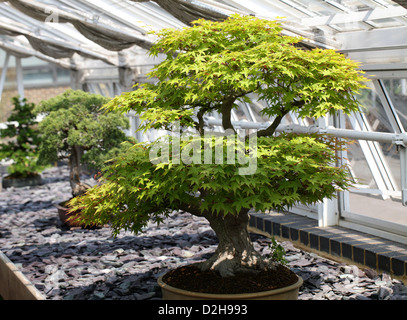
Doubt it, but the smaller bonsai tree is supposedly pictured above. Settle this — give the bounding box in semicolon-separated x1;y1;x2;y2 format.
0;96;45;179
35;89;133;198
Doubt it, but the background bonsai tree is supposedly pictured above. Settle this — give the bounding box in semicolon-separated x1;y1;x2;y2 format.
35;89;132;198
70;15;367;277
0;96;45;179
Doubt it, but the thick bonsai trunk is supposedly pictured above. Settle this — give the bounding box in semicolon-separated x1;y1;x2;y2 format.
69;146;90;197
196;210;275;277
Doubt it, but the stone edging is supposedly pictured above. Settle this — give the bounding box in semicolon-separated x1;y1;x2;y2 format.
249;211;407;281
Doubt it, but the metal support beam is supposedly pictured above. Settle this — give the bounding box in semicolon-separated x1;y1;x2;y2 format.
204;117;407;143
300;6;407;27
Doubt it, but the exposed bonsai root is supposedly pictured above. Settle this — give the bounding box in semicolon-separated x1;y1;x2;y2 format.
197;210;277;277
71;182;91;198
194;249;277;277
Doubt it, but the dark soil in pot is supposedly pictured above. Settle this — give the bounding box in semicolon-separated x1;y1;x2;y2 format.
162;264;298;294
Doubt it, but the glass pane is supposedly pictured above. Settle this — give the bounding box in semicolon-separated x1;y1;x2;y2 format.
0;89;17;123
369;18;403;28
345;114;400;191
4;66;17;89
346;139;378;189
97;83;112;97
355;82;394;133
348;193;407;228
56;68;70;83
378;141;400;191
382;78;407;132
23;67;54;86
0;60;17;123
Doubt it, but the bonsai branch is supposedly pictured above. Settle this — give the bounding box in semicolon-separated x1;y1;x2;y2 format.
178;203;205;217
195;104;212;136
69;145;91;197
257;100;304;137
257;112;287;138
221;96;237;133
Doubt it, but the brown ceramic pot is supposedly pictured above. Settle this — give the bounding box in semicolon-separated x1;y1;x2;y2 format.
2;174;43;189
55;201;84;228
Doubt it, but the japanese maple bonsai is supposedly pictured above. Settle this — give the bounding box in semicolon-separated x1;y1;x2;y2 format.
0;96;45;188
35;89;132;226
69;15;367;296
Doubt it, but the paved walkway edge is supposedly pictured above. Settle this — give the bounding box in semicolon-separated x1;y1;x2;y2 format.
249;211;407;281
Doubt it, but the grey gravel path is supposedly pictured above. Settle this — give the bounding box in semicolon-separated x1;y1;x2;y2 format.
1;165;407;300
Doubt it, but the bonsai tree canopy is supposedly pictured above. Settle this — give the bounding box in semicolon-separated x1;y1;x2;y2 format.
69;15;368;277
35;89;132;198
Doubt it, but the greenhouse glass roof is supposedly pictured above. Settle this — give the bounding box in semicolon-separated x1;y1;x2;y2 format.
0;0;406;69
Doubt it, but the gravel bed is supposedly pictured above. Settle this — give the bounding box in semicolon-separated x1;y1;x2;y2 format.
1;165;407;300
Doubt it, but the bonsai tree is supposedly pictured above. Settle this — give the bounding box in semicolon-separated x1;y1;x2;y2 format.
35;89;133;198
0;96;45;179
69;15;367;278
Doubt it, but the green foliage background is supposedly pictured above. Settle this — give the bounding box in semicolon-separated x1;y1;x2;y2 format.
0;97;45;178
35;89;133;171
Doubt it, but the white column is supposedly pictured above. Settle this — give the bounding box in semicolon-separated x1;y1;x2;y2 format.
316;113;339;227
401;79;407;96
0;52;10;103
318;197;339;227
